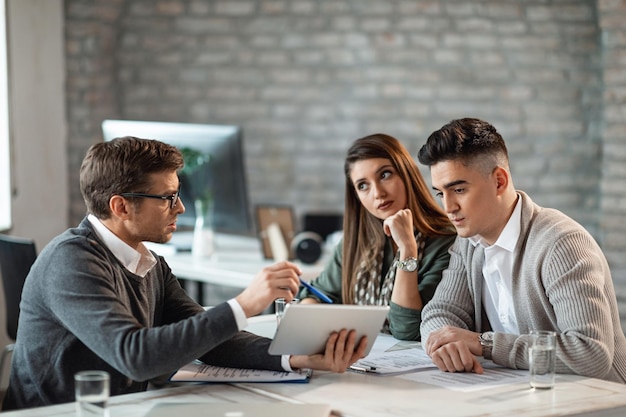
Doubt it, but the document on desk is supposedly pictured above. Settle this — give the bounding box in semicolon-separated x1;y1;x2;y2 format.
398;362;529;392
348;333;437;375
170;361;312;383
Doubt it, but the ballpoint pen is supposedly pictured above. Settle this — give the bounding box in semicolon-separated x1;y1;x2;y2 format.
299;277;334;304
348;364;377;373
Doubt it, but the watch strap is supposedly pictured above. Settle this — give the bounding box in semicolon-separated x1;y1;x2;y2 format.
393;257;418;272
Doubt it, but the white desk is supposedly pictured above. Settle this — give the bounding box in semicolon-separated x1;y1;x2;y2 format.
5;316;626;417
146;232;327;304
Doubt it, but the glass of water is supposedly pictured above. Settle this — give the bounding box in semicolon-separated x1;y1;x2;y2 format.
74;370;110;416
529;330;557;389
275;297;300;326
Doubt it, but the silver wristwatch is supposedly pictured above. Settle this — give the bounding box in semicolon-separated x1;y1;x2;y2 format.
479;331;494;360
393;257;418;272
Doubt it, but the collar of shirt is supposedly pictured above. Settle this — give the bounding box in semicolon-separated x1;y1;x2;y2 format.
471;195;522;334
87;214;157;277
469;194;522;251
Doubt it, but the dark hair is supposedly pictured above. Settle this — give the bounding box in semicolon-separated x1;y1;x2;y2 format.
341;133;455;303
417;118;509;173
80;136;184;219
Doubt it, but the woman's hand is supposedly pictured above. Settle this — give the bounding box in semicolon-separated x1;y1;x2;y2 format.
383;208;417;257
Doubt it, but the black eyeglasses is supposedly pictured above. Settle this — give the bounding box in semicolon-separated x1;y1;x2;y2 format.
119;187;181;209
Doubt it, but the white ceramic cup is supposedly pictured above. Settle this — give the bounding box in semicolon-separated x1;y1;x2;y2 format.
74;370;110;417
529;330;557;389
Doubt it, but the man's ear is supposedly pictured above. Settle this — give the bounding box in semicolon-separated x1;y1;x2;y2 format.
109;195;132;219
493;166;510;195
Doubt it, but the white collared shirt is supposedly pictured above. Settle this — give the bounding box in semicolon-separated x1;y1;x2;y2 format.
88;214;157;276
469;196;522;334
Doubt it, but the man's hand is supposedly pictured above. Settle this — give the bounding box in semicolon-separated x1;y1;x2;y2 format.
289;329;368;373
425;326;484;374
235;261;301;317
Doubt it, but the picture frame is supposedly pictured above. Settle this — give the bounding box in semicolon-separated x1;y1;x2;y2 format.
255;205;296;260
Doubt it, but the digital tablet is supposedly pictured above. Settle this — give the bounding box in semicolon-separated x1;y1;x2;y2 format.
268;304;390;356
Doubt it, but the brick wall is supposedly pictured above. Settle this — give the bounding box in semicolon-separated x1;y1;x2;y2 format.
598;0;626;321
65;0;626;323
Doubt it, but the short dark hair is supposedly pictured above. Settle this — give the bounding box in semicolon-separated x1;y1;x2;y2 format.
80;136;184;219
417;118;509;173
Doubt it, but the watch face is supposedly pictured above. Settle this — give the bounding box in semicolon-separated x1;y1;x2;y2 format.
481;332;494;344
396;257;418;272
405;259;418;272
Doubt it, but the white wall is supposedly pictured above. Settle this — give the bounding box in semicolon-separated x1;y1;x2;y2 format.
0;0;66;391
8;0;67;246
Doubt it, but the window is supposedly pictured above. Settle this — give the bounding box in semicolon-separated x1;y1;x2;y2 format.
0;0;10;231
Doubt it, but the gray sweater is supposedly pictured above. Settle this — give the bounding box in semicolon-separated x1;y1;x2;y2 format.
3;218;282;410
420;191;626;383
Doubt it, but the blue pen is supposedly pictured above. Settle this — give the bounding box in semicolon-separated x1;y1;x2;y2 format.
299;278;333;304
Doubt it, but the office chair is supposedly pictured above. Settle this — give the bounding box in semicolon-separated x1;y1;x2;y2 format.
0;234;37;384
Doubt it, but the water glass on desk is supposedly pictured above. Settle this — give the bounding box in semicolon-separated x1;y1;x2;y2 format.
275;297;300;326
529;330;556;389
74;370;110;417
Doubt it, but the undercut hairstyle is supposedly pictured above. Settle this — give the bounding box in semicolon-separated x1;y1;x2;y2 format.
417;118;510;175
341;133;455;303
80;136;184;219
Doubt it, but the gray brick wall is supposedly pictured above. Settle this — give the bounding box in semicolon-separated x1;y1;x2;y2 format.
65;0;626;328
598;0;626;324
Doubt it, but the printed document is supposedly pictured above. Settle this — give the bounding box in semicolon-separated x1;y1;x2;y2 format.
170;361;312;383
399;362;529;391
349;333;437;375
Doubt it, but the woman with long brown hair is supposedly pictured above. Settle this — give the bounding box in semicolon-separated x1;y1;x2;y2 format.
298;133;456;341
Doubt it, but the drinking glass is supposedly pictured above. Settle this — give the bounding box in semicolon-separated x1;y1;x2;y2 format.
275;297;300;326
529;330;556;389
75;370;110;416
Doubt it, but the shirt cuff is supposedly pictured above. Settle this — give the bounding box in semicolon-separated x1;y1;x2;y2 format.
227;299;291;371
227;298;248;331
281;355;293;371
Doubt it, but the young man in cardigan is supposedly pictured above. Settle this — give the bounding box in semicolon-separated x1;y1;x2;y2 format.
418;118;626;383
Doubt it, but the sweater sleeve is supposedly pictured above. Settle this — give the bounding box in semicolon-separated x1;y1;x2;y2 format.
420;237;480;346
45;237;276;382
494;226;623;381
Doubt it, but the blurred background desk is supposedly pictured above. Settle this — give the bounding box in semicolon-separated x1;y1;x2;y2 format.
146;232;327;305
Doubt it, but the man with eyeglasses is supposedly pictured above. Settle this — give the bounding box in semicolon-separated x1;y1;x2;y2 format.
3;136;368;410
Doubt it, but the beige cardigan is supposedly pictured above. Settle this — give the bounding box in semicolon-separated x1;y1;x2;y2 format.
421;191;626;383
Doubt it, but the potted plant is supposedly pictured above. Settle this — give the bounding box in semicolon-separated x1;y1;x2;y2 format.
180;147;214;258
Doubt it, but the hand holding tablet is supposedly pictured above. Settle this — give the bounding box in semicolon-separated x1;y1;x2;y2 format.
269;304;390;356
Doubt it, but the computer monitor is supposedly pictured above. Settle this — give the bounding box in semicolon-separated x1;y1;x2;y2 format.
101;119;252;237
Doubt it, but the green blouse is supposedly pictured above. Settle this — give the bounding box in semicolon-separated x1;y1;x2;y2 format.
297;234;456;341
